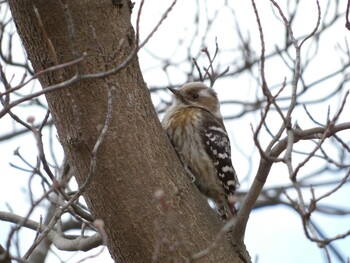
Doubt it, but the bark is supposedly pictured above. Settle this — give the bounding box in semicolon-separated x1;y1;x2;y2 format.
8;0;249;262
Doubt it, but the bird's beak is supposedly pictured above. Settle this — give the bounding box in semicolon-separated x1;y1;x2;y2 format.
168;87;187;104
167;87;177;95
168;87;182;99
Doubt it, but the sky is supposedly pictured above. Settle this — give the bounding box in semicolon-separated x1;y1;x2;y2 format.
1;0;349;262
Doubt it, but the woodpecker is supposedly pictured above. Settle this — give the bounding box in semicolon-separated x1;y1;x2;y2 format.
162;82;239;219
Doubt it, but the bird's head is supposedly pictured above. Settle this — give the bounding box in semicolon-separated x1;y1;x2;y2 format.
168;82;222;118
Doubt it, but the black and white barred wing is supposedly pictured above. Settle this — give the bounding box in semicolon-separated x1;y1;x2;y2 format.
200;111;239;196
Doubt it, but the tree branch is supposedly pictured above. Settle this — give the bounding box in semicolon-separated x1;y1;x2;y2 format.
0;211;103;252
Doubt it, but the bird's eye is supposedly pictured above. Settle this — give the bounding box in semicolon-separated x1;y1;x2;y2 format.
192;94;199;99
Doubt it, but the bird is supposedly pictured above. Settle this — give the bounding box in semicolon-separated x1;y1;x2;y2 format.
162;82;239;219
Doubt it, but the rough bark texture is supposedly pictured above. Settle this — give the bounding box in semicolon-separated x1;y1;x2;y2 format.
8;0;248;262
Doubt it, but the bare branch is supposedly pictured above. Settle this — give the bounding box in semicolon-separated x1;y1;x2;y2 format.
0;211;103;252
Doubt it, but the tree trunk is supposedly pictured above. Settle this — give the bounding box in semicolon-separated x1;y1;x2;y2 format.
8;0;248;261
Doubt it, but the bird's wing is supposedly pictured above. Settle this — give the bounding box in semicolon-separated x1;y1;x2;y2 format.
199;110;239;196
